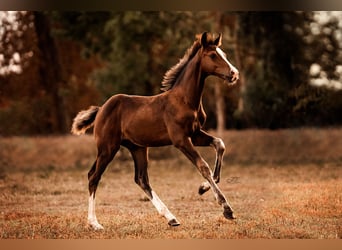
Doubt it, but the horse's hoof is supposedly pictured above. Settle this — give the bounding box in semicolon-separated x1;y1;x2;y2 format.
223;210;236;220
198;186;207;195
88;222;104;230
198;182;210;195
168;218;180;227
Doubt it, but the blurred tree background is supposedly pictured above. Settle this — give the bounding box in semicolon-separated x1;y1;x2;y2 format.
0;11;341;135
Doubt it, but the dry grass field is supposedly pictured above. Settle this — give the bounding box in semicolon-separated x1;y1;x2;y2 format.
0;128;341;239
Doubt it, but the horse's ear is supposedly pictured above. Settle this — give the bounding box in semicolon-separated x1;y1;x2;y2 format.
200;31;209;47
214;33;222;47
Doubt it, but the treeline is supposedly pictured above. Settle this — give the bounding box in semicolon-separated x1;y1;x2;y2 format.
0;11;341;135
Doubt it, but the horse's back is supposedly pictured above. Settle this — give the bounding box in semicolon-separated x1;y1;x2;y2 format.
94;93;171;147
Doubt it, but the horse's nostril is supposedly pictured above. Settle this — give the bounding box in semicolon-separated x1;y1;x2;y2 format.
231;70;239;78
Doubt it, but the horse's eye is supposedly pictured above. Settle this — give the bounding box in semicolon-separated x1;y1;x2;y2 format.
209;53;217;59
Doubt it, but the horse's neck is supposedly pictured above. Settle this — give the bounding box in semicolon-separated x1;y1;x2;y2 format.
173;55;206;110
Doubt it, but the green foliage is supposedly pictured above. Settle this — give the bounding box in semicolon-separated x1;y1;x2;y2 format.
51;11;113;57
1;11;342;135
237;11;342;128
71;12;213;98
51;11;214;99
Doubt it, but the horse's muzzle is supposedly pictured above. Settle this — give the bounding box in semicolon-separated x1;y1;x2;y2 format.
214;69;239;85
219;72;239;85
228;70;239;84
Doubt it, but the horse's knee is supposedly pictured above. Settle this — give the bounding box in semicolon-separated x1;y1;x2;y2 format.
213;138;225;154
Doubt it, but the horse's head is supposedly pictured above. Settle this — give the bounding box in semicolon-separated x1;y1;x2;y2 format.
199;32;239;84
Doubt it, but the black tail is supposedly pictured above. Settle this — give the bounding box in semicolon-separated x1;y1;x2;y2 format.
71;106;100;135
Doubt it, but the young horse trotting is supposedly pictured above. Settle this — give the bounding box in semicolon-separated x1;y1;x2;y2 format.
71;32;239;230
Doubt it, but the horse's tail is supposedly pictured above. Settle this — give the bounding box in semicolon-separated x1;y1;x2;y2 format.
71;106;100;135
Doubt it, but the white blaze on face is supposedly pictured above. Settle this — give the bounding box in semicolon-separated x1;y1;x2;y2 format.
216;47;239;75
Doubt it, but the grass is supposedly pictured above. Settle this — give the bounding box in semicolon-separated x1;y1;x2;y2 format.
0;128;341;239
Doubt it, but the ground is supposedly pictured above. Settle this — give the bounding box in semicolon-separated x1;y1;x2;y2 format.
0;129;341;239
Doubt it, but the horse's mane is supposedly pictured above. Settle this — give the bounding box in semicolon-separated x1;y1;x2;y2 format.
160;33;219;92
160;38;202;92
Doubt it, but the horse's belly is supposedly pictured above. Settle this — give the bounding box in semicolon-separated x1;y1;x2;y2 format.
122;120;171;147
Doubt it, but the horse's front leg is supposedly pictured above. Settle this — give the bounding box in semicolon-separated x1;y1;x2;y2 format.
191;130;226;195
173;135;235;220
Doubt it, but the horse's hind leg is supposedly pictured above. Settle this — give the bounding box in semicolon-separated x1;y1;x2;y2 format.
127;144;180;226
88;145;119;230
192;130;226;195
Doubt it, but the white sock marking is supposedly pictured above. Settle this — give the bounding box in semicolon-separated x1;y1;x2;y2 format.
150;190;177;222
88;193;104;230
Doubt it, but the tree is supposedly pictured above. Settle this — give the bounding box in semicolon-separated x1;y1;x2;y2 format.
0;11;102;135
54;11;213;97
237;11;342;128
33;11;68;133
2;11;341;135
0;11;47;134
237;12;311;128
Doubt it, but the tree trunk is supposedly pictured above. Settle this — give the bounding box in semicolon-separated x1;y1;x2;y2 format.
33;11;67;133
214;12;226;137
215;83;225;137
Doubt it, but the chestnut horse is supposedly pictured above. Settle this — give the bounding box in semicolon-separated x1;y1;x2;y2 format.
71;32;239;230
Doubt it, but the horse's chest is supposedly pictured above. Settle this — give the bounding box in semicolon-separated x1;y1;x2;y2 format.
177;111;201;134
